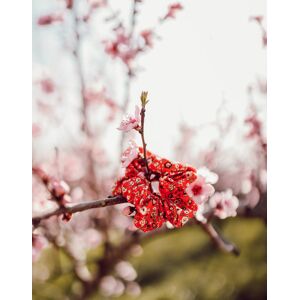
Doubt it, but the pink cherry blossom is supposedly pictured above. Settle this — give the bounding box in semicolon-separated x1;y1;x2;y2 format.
163;3;183;20
84;88;105;104
117;105;141;132
37;14;63;26
245;114;261;139
244;187;260;208
249;15;264;24
66;0;73;9
185;175;215;204
209;189;239;219
104;25;139;68
32;234;48;262
140;30;154;47
122;204;136;216
32;123;41;137
88;0;107;9
40;78;55;94
121;141;139;168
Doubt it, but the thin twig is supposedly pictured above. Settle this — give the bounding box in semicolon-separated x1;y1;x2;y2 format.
71;2;90;136
139;106;150;177
70;3;101;197
32;196;127;227
120;0;139;154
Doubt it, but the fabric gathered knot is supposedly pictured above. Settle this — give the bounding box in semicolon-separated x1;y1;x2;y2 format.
113;147;199;232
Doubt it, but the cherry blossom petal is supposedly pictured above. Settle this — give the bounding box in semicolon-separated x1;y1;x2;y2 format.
197;167;219;184
195;205;207;223
121;141;139;168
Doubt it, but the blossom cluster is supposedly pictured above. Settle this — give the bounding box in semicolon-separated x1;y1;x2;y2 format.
117;105;141;132
104;3;183;71
32;167;72;221
162;3;183;20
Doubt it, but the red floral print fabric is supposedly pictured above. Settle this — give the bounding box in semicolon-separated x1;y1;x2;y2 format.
113;148;198;232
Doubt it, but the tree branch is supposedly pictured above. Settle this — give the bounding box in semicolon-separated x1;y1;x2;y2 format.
199;222;240;256
32;196;127;227
71;2;90;136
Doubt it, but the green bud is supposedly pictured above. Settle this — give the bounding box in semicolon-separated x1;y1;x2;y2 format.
140;91;149;108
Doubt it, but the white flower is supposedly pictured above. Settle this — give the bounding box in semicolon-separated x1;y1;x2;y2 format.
117;105;141;132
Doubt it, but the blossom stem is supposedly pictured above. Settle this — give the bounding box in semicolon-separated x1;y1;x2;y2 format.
140;107;151;178
32;196;127;227
71;4;90;136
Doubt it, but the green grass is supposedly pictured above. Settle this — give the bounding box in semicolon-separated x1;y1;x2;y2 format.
33;218;266;300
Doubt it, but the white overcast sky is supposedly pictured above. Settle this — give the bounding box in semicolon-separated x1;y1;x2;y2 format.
33;0;266;161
